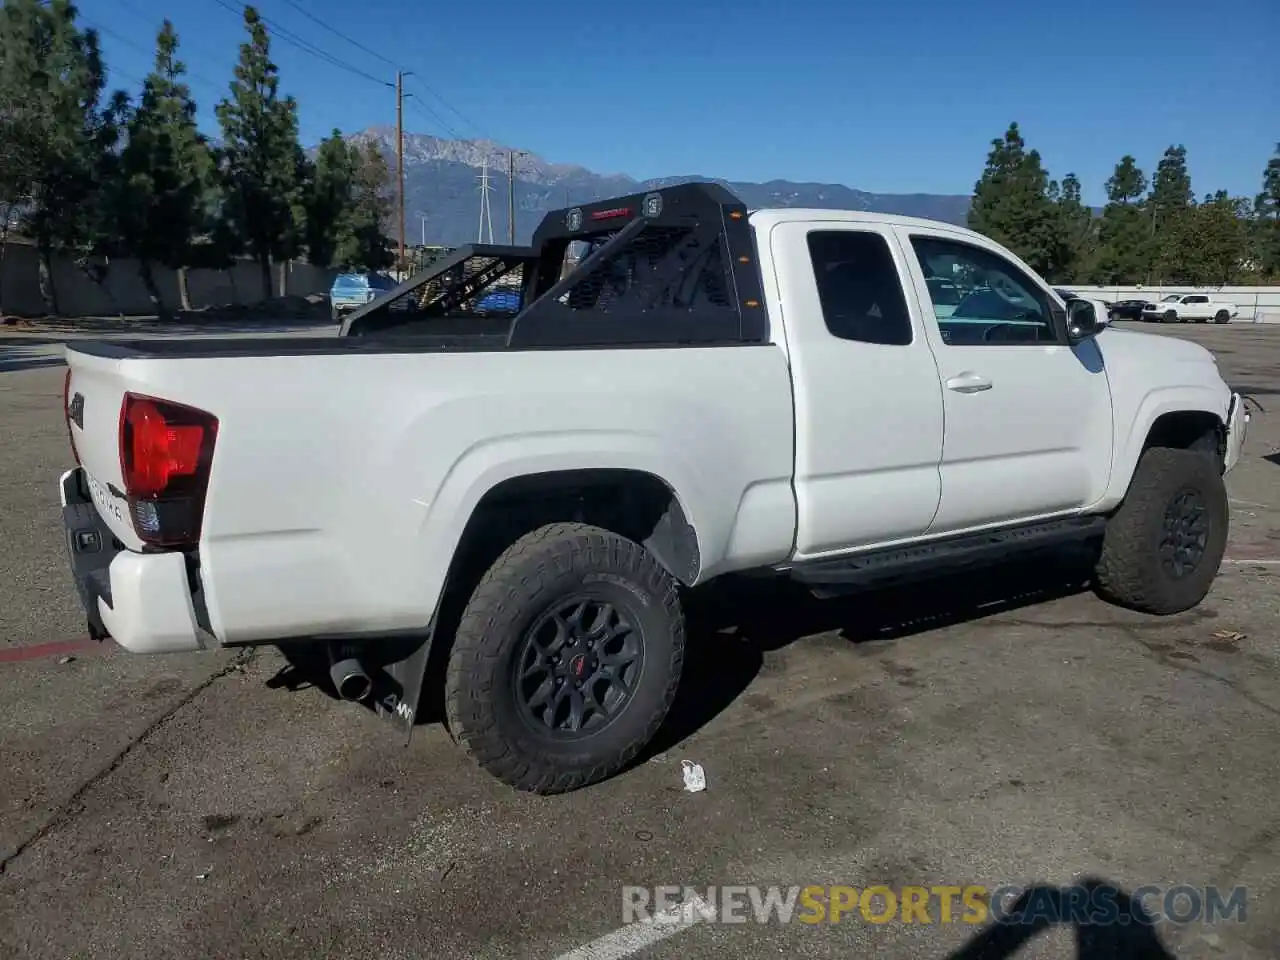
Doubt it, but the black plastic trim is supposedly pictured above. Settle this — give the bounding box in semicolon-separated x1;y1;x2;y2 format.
786;515;1108;592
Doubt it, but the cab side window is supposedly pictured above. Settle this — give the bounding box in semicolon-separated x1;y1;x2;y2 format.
806;230;913;346
909;236;1058;346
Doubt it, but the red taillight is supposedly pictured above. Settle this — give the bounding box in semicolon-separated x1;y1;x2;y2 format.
118;393;218;546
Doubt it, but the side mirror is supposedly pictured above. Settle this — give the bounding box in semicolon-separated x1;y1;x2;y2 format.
1066;299;1102;343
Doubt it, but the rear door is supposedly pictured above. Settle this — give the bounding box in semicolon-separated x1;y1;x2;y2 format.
1181;294;1210;320
769;221;945;559
896;225;1113;533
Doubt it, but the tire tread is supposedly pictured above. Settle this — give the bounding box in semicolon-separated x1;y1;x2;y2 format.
444;522;684;794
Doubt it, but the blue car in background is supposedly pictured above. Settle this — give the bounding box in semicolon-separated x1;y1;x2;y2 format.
329;272;397;321
475;289;521;313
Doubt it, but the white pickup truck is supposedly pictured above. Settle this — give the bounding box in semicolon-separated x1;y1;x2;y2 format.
58;183;1248;794
1141;293;1238;324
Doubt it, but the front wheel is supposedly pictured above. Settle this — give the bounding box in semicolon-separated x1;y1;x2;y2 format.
1094;447;1229;614
1163;310;1179;324
445;522;685;794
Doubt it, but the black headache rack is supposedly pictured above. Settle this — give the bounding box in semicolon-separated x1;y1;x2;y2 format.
340;181;769;347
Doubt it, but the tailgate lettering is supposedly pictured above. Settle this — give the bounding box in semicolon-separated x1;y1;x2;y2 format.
87;473;126;526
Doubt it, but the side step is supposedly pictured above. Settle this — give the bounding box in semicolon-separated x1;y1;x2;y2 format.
785;515;1108;597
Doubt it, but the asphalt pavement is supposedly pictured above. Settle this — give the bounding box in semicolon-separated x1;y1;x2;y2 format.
0;320;1278;959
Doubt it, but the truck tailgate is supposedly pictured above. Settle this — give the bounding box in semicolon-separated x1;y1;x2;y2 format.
64;346;153;550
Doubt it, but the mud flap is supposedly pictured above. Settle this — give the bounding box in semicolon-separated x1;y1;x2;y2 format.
373;630;434;743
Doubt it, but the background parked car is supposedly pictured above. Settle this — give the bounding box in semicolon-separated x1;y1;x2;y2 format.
1109;299;1151;321
329;272;397;321
1140;293;1237;324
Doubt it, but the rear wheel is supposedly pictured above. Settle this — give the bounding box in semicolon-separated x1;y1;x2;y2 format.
445;522;685;794
1094;447;1228;614
1215;310;1231;324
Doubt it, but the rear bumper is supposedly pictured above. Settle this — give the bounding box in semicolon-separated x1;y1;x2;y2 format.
59;469;208;654
1224;393;1248;473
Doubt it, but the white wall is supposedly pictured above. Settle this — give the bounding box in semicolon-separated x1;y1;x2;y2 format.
1067;285;1280;323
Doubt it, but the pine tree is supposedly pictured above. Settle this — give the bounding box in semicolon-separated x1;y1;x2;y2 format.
215;5;304;300
1255;143;1280;278
305;131;355;269
1191;191;1250;286
1053;173;1095;282
115;20;214;314
968;122;1060;276
1105;155;1147;204
335;141;392;271
1147;145;1196;284
1095;156;1151;283
0;0;116;313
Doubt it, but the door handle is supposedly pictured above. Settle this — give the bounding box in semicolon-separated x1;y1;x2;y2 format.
945;372;992;394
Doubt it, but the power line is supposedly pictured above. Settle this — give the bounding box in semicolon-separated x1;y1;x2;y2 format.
275;0;401;70
205;0;392;88
266;0;489;142
105;0;235;76
405;97;462;141
409;75;489;141
81;15;224;95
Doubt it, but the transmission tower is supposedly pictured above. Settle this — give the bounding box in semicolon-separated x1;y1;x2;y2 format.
477;159;495;244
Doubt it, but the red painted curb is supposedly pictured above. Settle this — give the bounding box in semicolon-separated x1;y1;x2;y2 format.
0;638;108;664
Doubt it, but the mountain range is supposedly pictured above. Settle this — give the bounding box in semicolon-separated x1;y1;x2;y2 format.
342;127;973;247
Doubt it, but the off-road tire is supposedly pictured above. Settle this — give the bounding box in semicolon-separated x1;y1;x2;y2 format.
1094;447;1229;614
1215;310;1231;324
444;522;685;794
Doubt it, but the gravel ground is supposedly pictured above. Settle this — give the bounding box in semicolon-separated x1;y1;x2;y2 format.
0;320;1278;960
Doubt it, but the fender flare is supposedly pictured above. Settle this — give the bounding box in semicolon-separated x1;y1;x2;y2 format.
1104;386;1228;503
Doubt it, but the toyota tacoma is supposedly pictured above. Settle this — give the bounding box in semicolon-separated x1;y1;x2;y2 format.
57;183;1249;793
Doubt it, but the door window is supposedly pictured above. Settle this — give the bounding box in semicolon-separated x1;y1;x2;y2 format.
807;230;913;346
909;236;1058;345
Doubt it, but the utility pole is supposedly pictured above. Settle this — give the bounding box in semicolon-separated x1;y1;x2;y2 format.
396;70;406;275
508;150;526;245
477;159;495;244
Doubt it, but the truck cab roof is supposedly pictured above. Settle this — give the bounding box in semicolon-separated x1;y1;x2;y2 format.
746;207;979;237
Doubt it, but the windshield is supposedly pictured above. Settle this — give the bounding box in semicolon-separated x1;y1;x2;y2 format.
333;274;367;289
1161;294;1182;302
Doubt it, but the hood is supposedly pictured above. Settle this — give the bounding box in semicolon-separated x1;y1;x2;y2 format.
1097;327;1216;366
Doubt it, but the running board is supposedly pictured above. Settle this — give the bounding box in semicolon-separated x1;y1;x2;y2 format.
785;515;1108;597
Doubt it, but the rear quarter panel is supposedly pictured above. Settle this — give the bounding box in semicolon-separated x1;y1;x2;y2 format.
127;345;797;644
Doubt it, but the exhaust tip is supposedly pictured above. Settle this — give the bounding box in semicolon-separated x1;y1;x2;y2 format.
328;653;372;702
335;669;372;702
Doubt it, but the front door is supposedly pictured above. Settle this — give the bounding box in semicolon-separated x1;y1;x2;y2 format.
896;227;1114;534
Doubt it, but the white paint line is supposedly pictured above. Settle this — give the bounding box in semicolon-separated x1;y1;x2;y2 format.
1230;498;1276;509
1224;559;1280;565
551;895;711;960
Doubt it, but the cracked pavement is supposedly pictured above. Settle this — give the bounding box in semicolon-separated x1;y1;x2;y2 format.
0;321;1278;959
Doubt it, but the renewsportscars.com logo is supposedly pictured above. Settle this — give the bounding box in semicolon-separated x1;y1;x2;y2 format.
622;883;1249;927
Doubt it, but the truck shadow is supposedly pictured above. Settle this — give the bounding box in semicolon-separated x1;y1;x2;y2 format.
643;544;1097;759
266;545;1098;751
944;878;1177;959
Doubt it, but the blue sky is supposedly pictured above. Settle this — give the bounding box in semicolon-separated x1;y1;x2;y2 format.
77;0;1278;205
